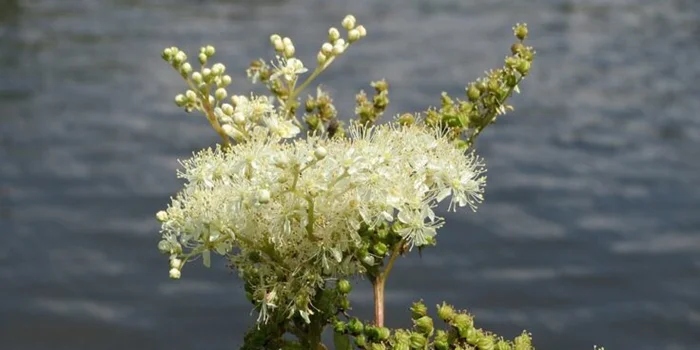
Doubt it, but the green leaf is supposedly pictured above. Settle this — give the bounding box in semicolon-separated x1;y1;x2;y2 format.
333;331;352;350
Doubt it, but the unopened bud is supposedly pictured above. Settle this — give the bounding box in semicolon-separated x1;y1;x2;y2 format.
314;146;327;160
348;29;361;43
257;189;271;204
356;25;367;37
204;45;216;56
328;27;341;42
411;300;428;319
341;15;356;30
169;267;181;279
215;88;227;100
211;63;225;75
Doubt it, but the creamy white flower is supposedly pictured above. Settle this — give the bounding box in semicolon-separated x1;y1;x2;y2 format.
270;57;308;82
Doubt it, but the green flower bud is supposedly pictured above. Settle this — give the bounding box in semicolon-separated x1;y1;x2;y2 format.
347;318;364;335
477;334;496;350
409;333;427;349
364;325;379;340
197;83;208;95
371;242;388;256
466;328;482;346
516;60;531;75
333;320;347;334
376;327;390;341
437;302;456;322
337;279;352;294
495;340;512;350
369;343;386;350
339;296;351;310
467;84;481;101
511;42;525;55
162;47;173;61
433;330;449;350
398;113;415;126
505;74;518;88
414;315;434;335
410;300;428;320
198;53;208;65
513;23;528;41
173;51;186;65
354;334;367;348
317;51;327;65
513;332;532;350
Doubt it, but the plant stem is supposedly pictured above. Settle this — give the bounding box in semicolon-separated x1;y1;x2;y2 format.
371;239;405;327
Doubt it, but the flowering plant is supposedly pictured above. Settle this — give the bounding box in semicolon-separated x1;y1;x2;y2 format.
157;14;539;350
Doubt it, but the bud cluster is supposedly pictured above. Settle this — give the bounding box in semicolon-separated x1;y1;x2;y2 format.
424;23;535;149
332;301;534;350
355;79;390;127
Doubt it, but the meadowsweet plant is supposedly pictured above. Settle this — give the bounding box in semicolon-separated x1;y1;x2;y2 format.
158;15;538;350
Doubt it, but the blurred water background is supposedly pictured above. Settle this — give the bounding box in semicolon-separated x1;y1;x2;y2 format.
1;0;699;349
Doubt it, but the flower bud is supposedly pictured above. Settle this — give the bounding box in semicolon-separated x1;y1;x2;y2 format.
222;124;243;140
333;320;347;333
410;300;428;320
437;302;457;322
156;210;169;222
376;327;390;341
341;15;356;30
221;74;232;86
398;113;415;126
478;334;496;350
215;88;227;101
174;94;187;107
348;29;361;43
202;68;212;79
270;34;281;44
317;51;327;65
314;146;327;160
356;25;367;37
198;53;208;65
371;242;388;256
337;279;352;294
414;316;434;335
364;325;379;340
361;254;375;266
452;313;474;333
157;240;171;254
191;72;203;84
511;42;525;55
409;333;427;349
513;23;528;41
516;60;531;75
432;331;449;350
513;332;532;350
369;343;386;350
332;43;345;55
172;51;186;65
328;27;341;42
282;37;293;48
257;189;270;204
162;47;173;61
211;63;225;75
204;45;216;56
169;267;181;279
272;37;284;52
347;318;364;335
185;90;197;103
169;257;181;269
354;334;367;348
180;62;193;75
495;340;512;350
221;103;234;116
321;42;333;55
467;84;481;101
283;44;295;58
465;328;480;346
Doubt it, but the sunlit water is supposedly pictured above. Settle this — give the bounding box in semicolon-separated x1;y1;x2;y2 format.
1;0;699;349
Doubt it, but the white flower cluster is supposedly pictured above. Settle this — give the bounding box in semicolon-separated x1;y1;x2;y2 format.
157;97;486;319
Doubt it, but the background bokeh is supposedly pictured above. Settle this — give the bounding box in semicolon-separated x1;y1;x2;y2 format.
1;0;699;349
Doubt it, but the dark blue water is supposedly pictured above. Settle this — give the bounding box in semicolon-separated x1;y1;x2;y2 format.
1;0;699;349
